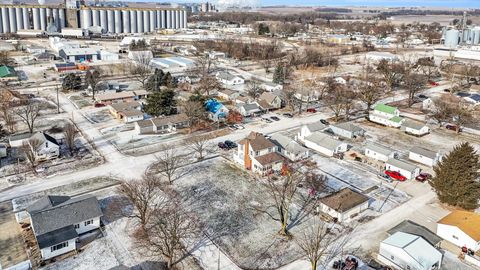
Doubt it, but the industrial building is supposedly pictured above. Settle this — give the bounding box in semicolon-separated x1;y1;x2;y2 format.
0;0;187;35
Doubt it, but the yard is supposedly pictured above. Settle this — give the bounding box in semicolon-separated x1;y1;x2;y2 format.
0;201;28;269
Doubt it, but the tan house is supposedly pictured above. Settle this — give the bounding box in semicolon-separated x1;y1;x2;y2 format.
217;89;240;101
258;92;282;110
96;92;136;105
109;101;143;123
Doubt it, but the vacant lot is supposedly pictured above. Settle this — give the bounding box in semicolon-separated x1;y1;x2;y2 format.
172;158;344;269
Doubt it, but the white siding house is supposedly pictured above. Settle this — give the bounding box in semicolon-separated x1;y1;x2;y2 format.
369;104;404;128
437;211;480;252
270;134;309;161
365;142;397;162
385;158;421;180
216;71;244;85
409;147;441;167
330;122;365;139
304;132;348;157
378;232;443;270
317;188;369;222
297;122;328;143
401;119;430;136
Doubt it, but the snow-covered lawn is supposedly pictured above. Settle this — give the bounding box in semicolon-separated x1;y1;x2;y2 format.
173;158;345;269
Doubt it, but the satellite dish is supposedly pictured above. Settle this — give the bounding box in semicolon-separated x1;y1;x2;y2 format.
38;0;45;5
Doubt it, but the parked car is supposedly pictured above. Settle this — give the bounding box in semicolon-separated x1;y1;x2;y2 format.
270;116;280;121
233;124;244;129
262;118;272;123
418;94;428;99
415;173;432;182
445;124;461;132
282;113;293;118
229;125;238;130
94;103;106;108
429;81;439;86
320;119;330;125
218;142;228;150
443;88;451;92
385;170;407;181
378;172;393;183
306;108;317;113
224;140;237;149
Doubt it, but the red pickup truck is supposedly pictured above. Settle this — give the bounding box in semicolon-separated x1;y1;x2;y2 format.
385;170;407;181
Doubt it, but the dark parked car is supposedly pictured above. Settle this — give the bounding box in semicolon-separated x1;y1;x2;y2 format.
418;94;428;99
443;88;451;92
262;118;273;123
270;116;280;121
94;103;106;108
282;113;293;118
320;119;330;125
445;124;461;132
224;140;237;149
415;173;432;182
306;108;316;113
378;172;393;183
218;142;228;150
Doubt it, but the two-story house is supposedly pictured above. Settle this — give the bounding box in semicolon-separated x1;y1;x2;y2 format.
236;132;284;175
10;132;60;160
369;104;404;128
27;195;103;260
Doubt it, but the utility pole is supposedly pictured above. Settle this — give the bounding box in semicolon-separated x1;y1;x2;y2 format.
56;85;60;114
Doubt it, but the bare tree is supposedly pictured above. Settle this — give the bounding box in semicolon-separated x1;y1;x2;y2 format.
196;75;223;96
429;97;452;127
450;99;474;134
189;54;217;79
137;201;200;270
0;96;15;133
246;81;264;100
118;174;165;227
404;72;427;107
63;123;78;155
129;51;153;88
357;67;387;113
296;219;350;270
20;138;42;172
256;169;305;236
281;85;298;112
376;59;405;90
15;102;41;133
85;69;102;101
183;133;213;160
180;100;206;128
154;144;186;184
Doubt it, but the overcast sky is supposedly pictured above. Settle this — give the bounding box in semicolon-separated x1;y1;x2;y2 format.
256;0;479;7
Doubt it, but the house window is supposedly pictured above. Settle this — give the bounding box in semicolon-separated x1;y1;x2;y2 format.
255;151;259;156
74;224;80;229
45;142;48;147
452;235;459;240
84;219;93;226
390;255;394;260
406;266;411;270
51;241;68;252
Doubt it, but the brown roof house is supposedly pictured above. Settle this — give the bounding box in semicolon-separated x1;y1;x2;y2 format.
109;101;143;123
134;113;190;135
437;211;480;252
258;92;282;111
317;188;369;222
235;132;284;176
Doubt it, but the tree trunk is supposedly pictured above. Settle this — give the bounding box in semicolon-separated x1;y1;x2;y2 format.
311;260;317;270
167;256;173;270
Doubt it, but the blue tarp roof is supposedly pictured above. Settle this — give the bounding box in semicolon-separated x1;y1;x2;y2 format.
205;99;224;113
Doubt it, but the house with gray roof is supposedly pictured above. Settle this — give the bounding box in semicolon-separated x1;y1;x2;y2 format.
401;119;430;136
216;71;244;85
409;147;441;167
27;195;103;260
237;102;262;117
385;158;421;180
304;132;348;157
270;133;309;161
297;122;328;142
9;132;60;160
365;142;398;162
330;122;365;139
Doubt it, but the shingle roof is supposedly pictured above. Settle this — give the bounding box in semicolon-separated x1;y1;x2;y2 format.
438;211;480;241
306;122;327;132
332;122;365;133
136;119;154;128
386;158;418;172
239;103;261;112
402;119;427;130
151;113;189;127
96;92;135;101
217;71;237;81
270;134;308;155
409;147;438;159
305;132;344;151
36;225;78;249
28;195;102;236
319;188;369;213
239;132;276;151
365;142;394;156
259;92;279;104
110;101;141;113
387;220;442;247
374;103;397;114
254;152;284;166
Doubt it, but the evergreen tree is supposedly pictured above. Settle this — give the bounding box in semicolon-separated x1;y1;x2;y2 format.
62;73;82;92
162;72;176;88
145;69;165;92
430;142;480;210
273;64;284;85
143;88;177;117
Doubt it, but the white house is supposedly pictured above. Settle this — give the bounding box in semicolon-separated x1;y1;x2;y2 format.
437;211;480;252
216;71;244;85
385;158;421;180
270;133;309;161
297;122;328;143
330;122;365;139
369;104;404;128
135;114;190;135
401;119;430;136
409;147;441;167
304;132;348;157
317;188;369;222
27;195;103;260
9;132;60;160
365;142;398;162
261;82;283;92
236;132;284;176
366;51;399;62
237;103;262;117
378;232;443;270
